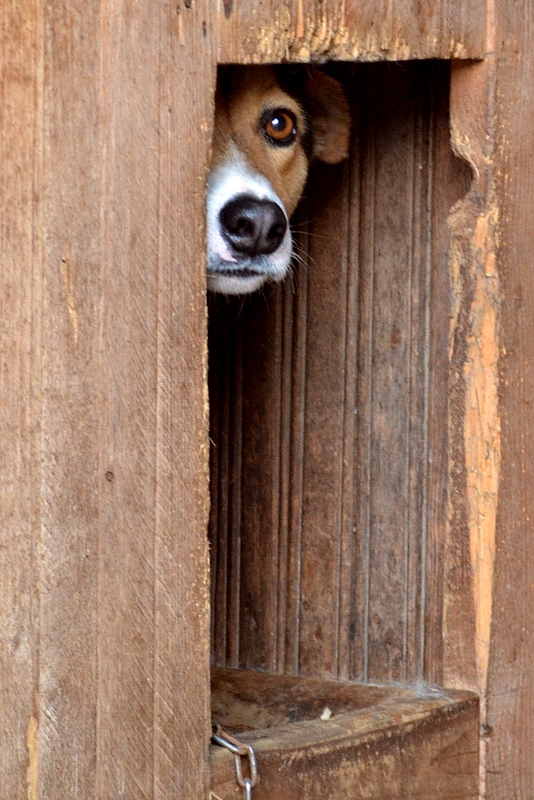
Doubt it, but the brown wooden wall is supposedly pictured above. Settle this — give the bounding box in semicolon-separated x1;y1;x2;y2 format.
445;9;534;797
0;1;215;797
5;0;534;797
486;2;534;786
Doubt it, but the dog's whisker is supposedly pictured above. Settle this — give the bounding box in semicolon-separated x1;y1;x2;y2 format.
291;252;308;267
289;219;314;229
292;248;316;267
290;226;330;243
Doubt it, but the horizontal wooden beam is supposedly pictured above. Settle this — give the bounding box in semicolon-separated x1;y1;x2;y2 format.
218;0;487;64
211;668;479;800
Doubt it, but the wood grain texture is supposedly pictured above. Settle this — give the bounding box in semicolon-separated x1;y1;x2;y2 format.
0;1;215;797
209;63;470;686
217;0;487;64
424;74;474;688
211;671;479;800
0;0;41;796
423;12;534;795
443;58;497;701
38;1;102;794
211;665;429;730
483;0;534;794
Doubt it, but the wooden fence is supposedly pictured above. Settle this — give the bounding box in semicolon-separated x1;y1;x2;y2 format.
1;1;533;797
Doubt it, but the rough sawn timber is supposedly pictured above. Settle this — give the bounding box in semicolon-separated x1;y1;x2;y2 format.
0;0;215;797
218;0;487;64
210;668;479;800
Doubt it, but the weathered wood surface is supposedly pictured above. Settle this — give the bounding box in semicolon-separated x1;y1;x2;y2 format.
443;56;497;701
0;1;214;797
210;669;479;800
211;665;423;731
209;62;470;685
482;1;534;791
0;2;40;797
437;4;534;796
218;0;487;64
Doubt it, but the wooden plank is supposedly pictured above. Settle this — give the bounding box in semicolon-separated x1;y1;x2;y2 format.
277;275;307;675
238;294;284;671
153;6;214;794
0;0;215;796
424;70;473;688
209;279;310;674
296;156;354;679
444;10;534;796
359;63;432;684
358;63;472;686
476;1;534;793
442;60;491;698
96;0;162;792
0;1;40;796
37;1;102;795
97;1;215;797
211;671;479;800
209;297;248;669
217;0;486;64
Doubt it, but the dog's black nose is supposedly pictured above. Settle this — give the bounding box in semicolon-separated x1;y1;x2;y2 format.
220;194;287;256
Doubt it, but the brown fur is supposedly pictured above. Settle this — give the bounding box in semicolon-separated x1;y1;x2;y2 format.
207;66;351;294
212;66;351;213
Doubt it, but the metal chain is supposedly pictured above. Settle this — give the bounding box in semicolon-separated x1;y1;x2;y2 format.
211;724;259;800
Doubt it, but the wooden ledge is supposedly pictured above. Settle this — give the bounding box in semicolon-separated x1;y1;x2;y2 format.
210;667;479;800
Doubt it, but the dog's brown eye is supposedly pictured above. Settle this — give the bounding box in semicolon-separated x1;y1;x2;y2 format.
261;108;298;146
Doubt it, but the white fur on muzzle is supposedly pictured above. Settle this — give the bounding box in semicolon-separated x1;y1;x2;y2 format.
206;152;292;295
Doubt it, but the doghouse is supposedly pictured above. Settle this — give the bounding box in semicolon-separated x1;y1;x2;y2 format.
1;1;531;798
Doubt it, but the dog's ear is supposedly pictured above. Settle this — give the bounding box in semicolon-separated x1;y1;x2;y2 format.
302;69;351;164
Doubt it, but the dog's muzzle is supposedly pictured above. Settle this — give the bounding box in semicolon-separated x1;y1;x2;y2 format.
206;162;293;295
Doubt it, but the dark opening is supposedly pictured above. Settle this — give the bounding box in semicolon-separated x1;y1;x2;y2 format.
208;61;472;690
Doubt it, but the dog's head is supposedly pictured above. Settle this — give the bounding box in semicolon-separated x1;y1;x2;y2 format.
207;66;351;295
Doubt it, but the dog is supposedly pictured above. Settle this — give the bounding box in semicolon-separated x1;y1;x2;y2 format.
206;66;351;295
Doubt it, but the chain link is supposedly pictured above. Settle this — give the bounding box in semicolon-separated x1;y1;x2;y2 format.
212;724;259;800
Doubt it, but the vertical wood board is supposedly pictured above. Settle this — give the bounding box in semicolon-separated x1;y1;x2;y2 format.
0;1;216;797
0;1;41;796
484;3;534;795
437;12;534;796
38;0;102;794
